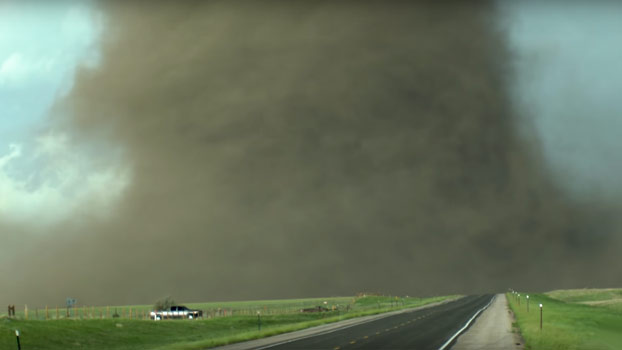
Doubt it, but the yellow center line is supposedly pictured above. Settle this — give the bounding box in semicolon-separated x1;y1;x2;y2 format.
376;331;381;335
363;336;369;339
350;340;357;344
334;347;340;350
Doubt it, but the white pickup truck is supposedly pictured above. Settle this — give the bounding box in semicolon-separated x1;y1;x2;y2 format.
150;305;203;320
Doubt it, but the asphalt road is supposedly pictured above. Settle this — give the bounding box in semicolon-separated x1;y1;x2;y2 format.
259;294;494;350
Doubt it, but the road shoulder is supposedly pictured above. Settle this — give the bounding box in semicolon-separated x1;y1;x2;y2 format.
451;293;523;350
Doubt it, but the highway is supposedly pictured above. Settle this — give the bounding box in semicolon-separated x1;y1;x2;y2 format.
258;294;494;350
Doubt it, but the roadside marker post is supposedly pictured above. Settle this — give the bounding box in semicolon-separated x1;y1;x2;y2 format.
539;304;543;330
257;311;261;331
518;294;520;307
15;330;21;350
526;295;529;312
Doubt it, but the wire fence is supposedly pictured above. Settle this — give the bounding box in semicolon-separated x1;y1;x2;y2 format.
1;295;435;321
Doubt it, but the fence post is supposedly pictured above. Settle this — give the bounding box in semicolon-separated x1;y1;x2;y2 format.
129;308;132;320
106;306;110;319
56;306;59;320
46;306;49;320
25;305;28;320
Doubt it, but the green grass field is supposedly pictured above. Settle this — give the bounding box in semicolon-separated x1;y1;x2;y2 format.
0;294;455;350
507;289;622;350
546;288;622;313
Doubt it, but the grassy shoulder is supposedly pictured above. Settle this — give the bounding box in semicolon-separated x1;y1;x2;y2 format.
506;292;622;350
1;295;456;350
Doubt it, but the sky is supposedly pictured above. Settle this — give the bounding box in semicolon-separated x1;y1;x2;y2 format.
0;1;129;229
3;1;621;229
502;1;622;202
1;1;621;306
0;1;100;141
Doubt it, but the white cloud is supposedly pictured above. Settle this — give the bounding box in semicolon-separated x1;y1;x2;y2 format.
36;133;69;156
0;144;21;168
0;53;25;84
0;134;131;230
0;53;22;74
0;52;59;87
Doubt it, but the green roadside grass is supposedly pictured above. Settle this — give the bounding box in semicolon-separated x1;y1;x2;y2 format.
506;292;622;350
1;295;456;350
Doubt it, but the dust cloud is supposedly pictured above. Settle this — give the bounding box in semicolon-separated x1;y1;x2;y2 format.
3;1;621;306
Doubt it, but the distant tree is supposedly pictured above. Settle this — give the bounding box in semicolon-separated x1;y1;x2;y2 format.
154;296;176;311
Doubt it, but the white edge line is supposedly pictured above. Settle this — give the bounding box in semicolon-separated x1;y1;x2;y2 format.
437;295;496;350
254;298;461;350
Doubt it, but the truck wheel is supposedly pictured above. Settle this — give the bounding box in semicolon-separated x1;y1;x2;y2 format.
188;315;193;320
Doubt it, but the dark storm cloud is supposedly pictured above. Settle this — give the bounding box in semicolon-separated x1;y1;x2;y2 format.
4;0;621;305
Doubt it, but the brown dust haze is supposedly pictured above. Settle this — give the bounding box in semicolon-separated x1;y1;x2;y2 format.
2;1;621;306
